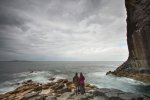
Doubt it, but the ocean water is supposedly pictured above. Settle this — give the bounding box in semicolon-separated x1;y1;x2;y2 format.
0;61;150;96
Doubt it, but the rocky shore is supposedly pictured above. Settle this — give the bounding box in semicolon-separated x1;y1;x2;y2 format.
107;68;150;83
0;79;149;100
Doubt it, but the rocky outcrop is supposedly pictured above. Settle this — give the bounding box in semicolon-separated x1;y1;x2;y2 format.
110;0;150;83
0;79;149;100
0;79;97;100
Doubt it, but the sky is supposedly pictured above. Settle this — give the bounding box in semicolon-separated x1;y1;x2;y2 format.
0;0;128;61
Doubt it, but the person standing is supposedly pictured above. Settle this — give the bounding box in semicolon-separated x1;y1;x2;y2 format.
73;72;79;95
79;72;85;94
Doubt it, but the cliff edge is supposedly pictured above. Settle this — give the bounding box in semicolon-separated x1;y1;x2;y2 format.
110;0;150;82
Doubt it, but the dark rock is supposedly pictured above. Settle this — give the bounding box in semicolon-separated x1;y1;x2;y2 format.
106;71;112;75
34;86;43;91
112;0;150;83
56;79;68;84
22;80;33;85
118;93;143;100
49;78;55;81
47;82;56;86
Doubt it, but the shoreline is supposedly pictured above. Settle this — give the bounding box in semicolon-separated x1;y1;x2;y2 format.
0;78;149;100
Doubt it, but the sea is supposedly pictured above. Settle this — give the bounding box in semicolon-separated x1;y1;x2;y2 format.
0;61;150;96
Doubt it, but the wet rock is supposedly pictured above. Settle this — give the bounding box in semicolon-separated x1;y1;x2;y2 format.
106;71;112;75
22;80;33;85
49;78;55;81
105;89;123;98
93;88;111;96
47;82;56;86
118;93;143;100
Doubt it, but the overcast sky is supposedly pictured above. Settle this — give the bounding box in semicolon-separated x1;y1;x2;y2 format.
0;0;128;61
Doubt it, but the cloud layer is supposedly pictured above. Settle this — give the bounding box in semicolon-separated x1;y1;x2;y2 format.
0;0;128;61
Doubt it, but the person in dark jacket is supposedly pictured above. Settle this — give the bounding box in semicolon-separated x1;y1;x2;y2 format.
79;72;85;94
73;72;79;95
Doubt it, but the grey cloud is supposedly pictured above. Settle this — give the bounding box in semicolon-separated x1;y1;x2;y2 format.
0;9;24;27
0;0;128;61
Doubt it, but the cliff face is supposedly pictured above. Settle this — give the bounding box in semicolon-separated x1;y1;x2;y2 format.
112;0;150;82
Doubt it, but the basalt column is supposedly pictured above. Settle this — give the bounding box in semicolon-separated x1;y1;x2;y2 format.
112;0;150;82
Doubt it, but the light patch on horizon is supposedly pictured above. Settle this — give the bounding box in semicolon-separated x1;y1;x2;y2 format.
0;0;128;61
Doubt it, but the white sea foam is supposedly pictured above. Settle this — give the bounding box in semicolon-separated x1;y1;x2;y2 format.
0;71;54;94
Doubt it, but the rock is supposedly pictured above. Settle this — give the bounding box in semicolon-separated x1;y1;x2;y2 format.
56;79;68;84
112;0;150;83
59;92;74;99
34;86;43;91
22;80;33;85
22;92;39;99
78;95;88;100
39;89;51;95
27;95;45;100
47;82;56;86
49;78;55;81
56;79;64;83
0;79;149;100
46;96;57;100
93;96;107;100
93;88;111;96
12;82;20;86
93;88;125;100
85;92;94;98
57;87;70;94
106;71;112;75
55;84;64;90
118;93;143;100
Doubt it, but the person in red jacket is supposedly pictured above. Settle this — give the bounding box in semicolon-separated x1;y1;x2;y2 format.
79;72;85;94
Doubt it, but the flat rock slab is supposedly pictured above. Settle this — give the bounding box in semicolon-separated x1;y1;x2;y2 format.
105;89;124;99
23;92;39;99
119;93;144;100
28;95;45;100
40;89;51;95
46;96;57;100
93;96;107;100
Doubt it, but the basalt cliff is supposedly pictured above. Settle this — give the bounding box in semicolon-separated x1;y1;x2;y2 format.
110;0;150;82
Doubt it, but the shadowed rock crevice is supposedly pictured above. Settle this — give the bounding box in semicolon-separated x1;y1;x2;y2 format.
110;0;150;82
